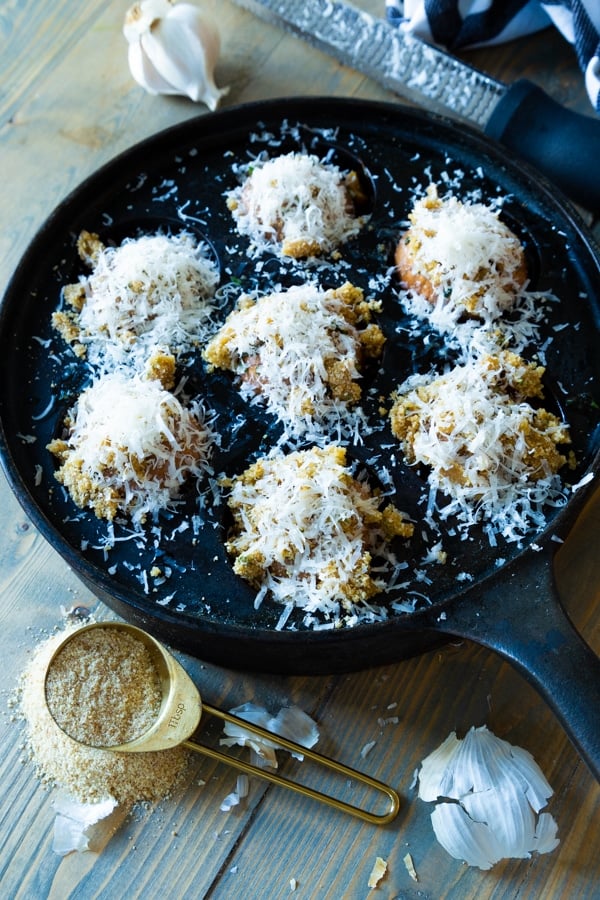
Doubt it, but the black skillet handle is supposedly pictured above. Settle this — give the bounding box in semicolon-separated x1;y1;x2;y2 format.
424;545;600;782
485;79;600;213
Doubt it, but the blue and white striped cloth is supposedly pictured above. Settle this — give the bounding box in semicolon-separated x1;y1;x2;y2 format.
385;1;600;112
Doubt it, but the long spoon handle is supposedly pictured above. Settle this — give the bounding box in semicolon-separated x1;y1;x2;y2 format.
184;703;400;825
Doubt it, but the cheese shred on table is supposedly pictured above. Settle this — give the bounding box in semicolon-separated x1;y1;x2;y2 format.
390;351;574;540
226;151;368;257
224;445;414;619
47;371;215;524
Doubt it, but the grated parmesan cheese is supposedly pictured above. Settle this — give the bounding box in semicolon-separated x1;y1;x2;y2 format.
203;281;384;439
223;445;413;620
390;351;574;542
396;184;527;323
226;152;368;257
47;370;216;524
40;124;582;623
54;230;219;367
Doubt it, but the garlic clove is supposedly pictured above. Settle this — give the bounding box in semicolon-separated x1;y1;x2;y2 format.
141;19;205;95
159;16;224;106
169;3;221;67
123;0;229;110
417;725;559;869
127;40;176;98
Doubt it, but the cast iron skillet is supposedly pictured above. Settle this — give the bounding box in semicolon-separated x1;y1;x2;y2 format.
1;99;599;779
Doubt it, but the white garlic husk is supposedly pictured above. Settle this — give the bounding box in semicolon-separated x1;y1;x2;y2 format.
417;725;560;870
123;0;229;110
52;792;118;856
220;702;320;768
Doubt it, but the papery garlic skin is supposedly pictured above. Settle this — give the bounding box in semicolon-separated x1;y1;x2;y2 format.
124;0;229;110
219;702;320;769
52;792;118;856
417;725;559;870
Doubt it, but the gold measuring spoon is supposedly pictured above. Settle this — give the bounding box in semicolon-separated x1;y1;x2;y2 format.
43;622;400;825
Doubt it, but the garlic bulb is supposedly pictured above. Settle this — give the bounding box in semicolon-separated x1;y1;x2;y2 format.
417;725;559;870
123;0;229;109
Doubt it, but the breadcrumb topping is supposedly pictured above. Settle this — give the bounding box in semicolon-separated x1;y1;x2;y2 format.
390;351;574;539
203;281;384;437
52;230;219;367
47;371;215;523
18;626;189;806
396;184;527;321
224;445;413;619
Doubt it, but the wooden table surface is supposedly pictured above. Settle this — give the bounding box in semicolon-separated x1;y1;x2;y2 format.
1;2;599;897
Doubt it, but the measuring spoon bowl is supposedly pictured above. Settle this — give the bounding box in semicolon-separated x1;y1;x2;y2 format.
43;621;400;824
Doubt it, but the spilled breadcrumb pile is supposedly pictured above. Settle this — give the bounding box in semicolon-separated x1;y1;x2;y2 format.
17;625;189;807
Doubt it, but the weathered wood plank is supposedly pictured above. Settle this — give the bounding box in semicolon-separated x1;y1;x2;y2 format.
202;644;599;899
0;0;108;125
0;0;384;299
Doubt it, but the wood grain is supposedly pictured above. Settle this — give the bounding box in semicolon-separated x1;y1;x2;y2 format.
0;2;598;898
